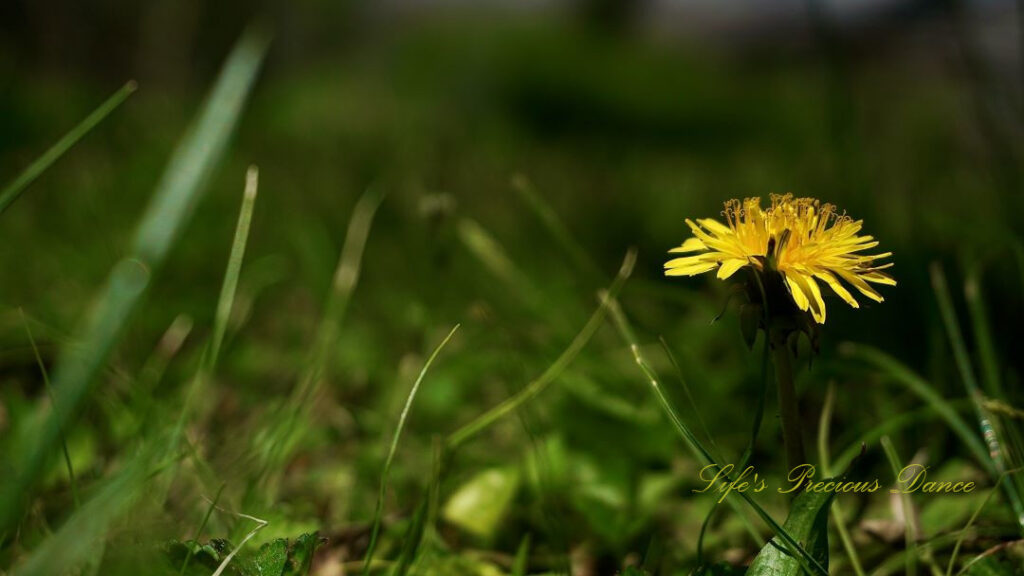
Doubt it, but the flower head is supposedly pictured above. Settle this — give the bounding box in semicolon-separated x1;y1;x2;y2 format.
665;194;895;324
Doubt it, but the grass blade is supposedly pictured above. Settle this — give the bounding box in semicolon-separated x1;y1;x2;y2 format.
445;249;637;450
606;298;826;576
0;27;268;532
252;187;385;487
931;263;1024;530
209;166;259;368
0;81;136;216
841;343;992;472
178;483;227;576
880;436;918;576
13;457;148;576
301;186;386;401
946;469;1020;576
511;173;604;283
964;270;1004;399
818;383;865;576
362;324;461;575
19;309;79;509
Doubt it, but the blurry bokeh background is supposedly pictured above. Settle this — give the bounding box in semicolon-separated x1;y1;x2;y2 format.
2;0;1024;573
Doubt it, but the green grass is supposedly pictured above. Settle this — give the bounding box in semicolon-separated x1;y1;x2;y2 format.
2;11;1024;576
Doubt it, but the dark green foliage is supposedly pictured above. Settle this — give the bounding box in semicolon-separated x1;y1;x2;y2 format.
746;489;835;576
165;533;322;576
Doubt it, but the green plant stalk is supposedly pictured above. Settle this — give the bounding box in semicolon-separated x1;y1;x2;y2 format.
881;437;917;576
964;271;1003;399
445;248;637;449
0;29;267;532
362;325;460;576
695;329;770;564
511;173;604;283
20;310;79;509
831;401;972;474
169;167;260;482
945;469;1018;576
178;483;226;576
843;343;992;472
818;383;865;576
257;187;385;483
0;81;136;216
931;263;1024;531
208;166;259;368
607;299;826;576
772;331;806;476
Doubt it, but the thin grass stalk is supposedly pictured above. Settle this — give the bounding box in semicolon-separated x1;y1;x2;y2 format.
252;187;385;489
20;310;79;509
659;338;720;460
362;325;460;575
170;167;260;466
303;186;386;398
963;271;1003;399
445;249;636;449
13;456;149;576
0;28;268;531
946;469;1020;576
209;166;259;368
178;483;227;576
931;263;1024;530
881;437;918;576
832;401;972;474
694;329;770;564
842;343;992;473
0;81;136;216
818;383;865;576
511;173;604;283
606;298;826;576
772;331;806;475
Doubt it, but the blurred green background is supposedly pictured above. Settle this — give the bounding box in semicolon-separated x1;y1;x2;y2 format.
2;1;1024;574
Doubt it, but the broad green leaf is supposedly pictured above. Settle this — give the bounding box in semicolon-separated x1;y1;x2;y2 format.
246;539;288;576
746;488;835;576
442;467;520;540
281;533;321;575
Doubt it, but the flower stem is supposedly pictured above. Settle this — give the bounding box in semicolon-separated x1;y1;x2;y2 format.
772;331;806;475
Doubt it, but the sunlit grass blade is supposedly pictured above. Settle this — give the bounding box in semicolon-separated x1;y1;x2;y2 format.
178;483;226;576
170;166;260;454
362;324;460;575
605;298;826;576
0;81;136;216
831;401;972;474
512;533;531;576
841;343;991;472
252;186;385;487
209;166;259;368
818;383;865;576
946;469;1021;576
511;173;604;283
931;263;1024;531
456;217;558;326
300;186;386;401
210;507;268;576
445;249;637;450
880;436;918;576
964;270;1003;399
20;309;79;509
658;338;720;460
0;27;269;532
13;457;148;576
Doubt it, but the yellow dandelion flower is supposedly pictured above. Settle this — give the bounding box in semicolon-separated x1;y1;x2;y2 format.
664;194;895;324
